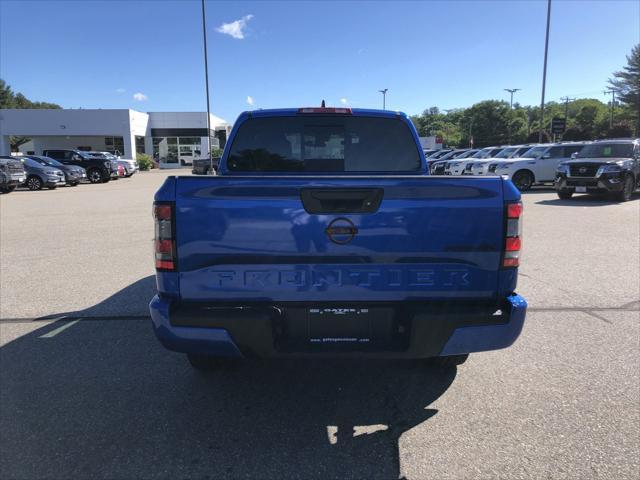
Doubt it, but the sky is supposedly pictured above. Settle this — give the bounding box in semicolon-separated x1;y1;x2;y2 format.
1;0;638;123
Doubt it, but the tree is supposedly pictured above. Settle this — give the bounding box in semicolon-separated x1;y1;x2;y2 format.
609;44;640;136
0;79;15;108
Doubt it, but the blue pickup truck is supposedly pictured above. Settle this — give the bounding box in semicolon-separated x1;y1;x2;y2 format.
150;107;527;370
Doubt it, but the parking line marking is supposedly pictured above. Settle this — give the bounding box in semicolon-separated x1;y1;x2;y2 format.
39;319;81;338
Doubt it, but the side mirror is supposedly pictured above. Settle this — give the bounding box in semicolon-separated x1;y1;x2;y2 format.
571;152;578;159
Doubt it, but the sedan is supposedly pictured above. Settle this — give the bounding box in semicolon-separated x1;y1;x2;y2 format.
26;155;86;186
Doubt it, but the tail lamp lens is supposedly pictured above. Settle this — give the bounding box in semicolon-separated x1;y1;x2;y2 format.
154;203;175;271
503;201;522;268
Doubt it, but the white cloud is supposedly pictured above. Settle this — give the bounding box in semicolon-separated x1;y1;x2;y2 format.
340;98;349;105
116;88;125;94
246;95;254;106
216;14;254;39
132;92;148;101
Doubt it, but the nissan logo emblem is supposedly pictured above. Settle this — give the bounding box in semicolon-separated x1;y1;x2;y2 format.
325;218;358;244
579;167;587;173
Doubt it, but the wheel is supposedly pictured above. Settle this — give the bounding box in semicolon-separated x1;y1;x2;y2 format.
0;185;16;193
70;182;79;187
180;160;186;166
512;170;534;191
614;175;635;202
187;354;238;371
557;190;573;200
26;176;43;191
430;354;469;367
87;168;103;184
47;185;57;190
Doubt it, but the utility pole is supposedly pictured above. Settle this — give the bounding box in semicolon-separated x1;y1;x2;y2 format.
378;89;388;110
604;88;616;129
468;117;474;148
560;96;574;119
539;0;552;143
201;0;213;171
504;88;521;109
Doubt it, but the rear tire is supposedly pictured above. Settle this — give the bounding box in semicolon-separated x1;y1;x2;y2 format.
557;190;573;200
26;176;43;191
430;354;469;367
615;175;634;202
512;170;534;191
187;354;238;372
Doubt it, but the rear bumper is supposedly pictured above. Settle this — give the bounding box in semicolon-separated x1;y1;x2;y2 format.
150;294;527;359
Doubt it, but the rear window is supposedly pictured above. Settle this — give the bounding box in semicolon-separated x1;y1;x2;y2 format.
227;116;422;172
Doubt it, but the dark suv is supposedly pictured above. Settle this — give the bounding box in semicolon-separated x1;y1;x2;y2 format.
42;149;117;183
555;139;640;202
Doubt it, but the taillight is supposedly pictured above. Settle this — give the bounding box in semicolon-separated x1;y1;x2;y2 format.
503;201;522;268
154;202;176;271
297;107;352;114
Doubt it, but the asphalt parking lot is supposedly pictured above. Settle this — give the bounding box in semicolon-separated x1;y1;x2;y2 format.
1;171;639;479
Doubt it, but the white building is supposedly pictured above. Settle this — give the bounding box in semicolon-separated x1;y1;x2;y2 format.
0;109;231;168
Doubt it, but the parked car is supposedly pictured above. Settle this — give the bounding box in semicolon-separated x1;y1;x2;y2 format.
430;150;479;175
90;151;138;177
15;156;66;190
150;106;527;371
0;156;26;193
84;152;121;180
492;142;587;191
426;149;452;160
192;157;220;175
42;149;116;183
555;139;639;201
422;149;439;157
26;155;86;186
446;146;504;175
470;145;535;176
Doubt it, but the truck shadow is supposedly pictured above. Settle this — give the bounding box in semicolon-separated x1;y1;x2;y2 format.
1;302;456;479
34;276;157;320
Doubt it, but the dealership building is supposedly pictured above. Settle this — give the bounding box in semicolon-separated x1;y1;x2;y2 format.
0;109;231;168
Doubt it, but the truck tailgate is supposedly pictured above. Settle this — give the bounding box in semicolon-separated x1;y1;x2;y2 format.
174;176;506;302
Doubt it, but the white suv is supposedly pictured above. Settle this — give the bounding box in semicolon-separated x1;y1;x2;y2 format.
491;142;588;191
447;146;504;175
470;145;536;175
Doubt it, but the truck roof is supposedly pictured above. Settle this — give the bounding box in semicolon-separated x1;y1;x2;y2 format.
241;107;410;120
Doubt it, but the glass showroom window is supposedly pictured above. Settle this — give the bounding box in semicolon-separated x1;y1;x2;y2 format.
153;137;179;164
135;136;145;154
105;136;125;156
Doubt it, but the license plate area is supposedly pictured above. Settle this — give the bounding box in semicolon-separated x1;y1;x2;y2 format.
575;186;587;193
274;306;409;353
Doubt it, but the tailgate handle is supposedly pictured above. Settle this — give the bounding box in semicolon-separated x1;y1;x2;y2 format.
300;188;383;214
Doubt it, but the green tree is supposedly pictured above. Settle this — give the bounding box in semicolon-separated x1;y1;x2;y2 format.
609;44;640;136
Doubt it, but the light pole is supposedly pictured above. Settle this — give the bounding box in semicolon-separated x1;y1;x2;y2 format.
538;0;552;143
379;88;388;110
201;0;213;171
504;88;521;109
604;88;616;128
